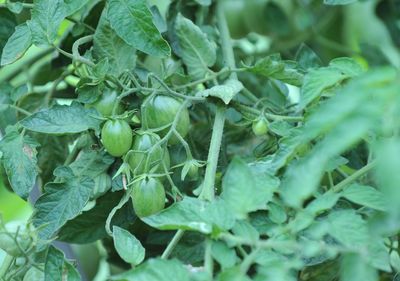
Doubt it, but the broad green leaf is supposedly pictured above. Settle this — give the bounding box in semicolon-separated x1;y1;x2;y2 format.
221;157;277;218
198;79;243;104
175;14;216;79
1;23;32;66
69;150;114;178
64;0;90;15
374;138;400;218
281;68;398;207
194;0;211;5
113;226;145;265
306;191;340;215
45;246;64;281
93;11;136;76
217;267;252;281
340;253;378;281
324;0;358;5
142;197;235;234
107;0;170;57
32;167;93;240
211;241;237;269
64;261;81;281
367;240;391;272
295;44;322;70
0;10;17;54
299;57;363;110
267;202;287;224
341;184;386;211
324;210;369;248
28;0;67;46
232;220;259;243
0;126;38;199
58;192;135;244
247;54;304;86
10;84;29;102
111;258;190;281
20;102;102;134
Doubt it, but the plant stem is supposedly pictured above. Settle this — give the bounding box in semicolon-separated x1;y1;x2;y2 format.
332;161;376;192
8;105;31;116
0;254;14;280
199;104;226;201
204;239;213;276
161;229;185;259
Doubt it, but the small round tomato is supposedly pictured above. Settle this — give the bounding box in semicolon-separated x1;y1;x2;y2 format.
131;177;166;218
127;131;170;176
91;173;112;199
101;119;133;157
141;95;190;145
252;118;269;136
90;90;123;117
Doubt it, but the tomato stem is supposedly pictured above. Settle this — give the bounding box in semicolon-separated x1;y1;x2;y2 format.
332;161;376;193
160;229;185;259
0;254;14;280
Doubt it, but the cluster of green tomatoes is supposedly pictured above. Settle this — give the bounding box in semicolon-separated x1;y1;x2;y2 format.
89;91;192;218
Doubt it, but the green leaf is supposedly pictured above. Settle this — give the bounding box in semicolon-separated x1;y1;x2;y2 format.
0;126;38;199
64;261;82;281
232;220;260;243
45;246;64;281
324;0;358;5
295;44;322;70
68;149;114;178
221;157;276;218
341;184;387;211
64;0;90;15
111;258;190;281
113;226;145;265
20;102;102;134
281;69;398;208
5;2;24;14
175;14;216;79
32;167;93;240
247;54;304;86
324;210;369;248
211;241;237;269
107;0;170;57
299;57;363;110
1;23;32;66
0;9;17;55
27;0;67;46
340;253;378;281
306;191;340;215
93;11;136;76
142;197;235;234
267;202;287;224
194;0;211;5
198;79;243;104
58;192;135;244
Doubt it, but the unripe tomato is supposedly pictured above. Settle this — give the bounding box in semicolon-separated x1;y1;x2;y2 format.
252;118;269;136
101;119;133;157
127;131;170;176
131;177;166;217
90;90;123;117
243;0;269;34
187;163;199;179
141;95;190;145
91;173;112;199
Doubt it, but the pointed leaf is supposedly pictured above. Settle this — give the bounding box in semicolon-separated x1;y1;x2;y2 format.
1;23;32;66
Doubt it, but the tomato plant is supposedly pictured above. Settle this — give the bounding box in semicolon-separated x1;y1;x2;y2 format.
0;0;400;281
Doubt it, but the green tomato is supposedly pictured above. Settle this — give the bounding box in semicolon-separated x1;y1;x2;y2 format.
127;131;170;176
90;90;123;117
101;119;133;157
252;118;269;136
243;0;269;34
141;95;190;145
131;177;166;218
187;163;199;179
91;173;112;200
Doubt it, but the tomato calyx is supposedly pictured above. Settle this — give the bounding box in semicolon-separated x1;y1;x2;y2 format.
180;158;205;181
